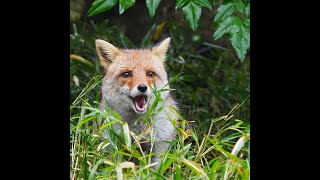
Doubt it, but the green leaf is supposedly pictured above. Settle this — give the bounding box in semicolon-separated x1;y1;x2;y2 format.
71;115;97;131
83;152;88;180
182;158;208;178
243;18;250;27
230;19;250;61
174;166;182;180
175;0;189;10
209;159;220;180
193;0;212;10
159;157;174;174
87;0;118;16
119;0;135;14
245;3;250;17
146;0;161;18
235;0;245;13
242;166;250;180
88;158;105;180
214;3;235;23
182;1;202;31
207;139;247;167
122;122;132;151
178;143;192;156
213;16;237;40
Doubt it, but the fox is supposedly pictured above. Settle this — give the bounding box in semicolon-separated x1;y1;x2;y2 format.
95;38;178;169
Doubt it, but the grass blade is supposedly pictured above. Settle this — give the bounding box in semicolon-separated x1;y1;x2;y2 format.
88;158;105;180
122;122;132;151
182;158;208;179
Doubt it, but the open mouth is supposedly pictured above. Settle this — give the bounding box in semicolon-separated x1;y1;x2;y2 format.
131;95;147;113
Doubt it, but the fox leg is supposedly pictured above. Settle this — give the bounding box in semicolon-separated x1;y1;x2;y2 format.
151;140;171;170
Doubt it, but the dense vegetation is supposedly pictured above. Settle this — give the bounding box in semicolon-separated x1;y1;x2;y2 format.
70;0;250;179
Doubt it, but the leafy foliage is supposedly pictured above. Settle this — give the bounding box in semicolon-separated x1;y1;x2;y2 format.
119;0;135;14
182;1;202;31
175;0;212;31
175;0;189;9
146;0;162;18
87;0;118;16
193;0;212;10
213;2;250;61
87;0;250;61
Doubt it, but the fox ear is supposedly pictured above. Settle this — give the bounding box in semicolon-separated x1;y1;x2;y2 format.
95;39;121;68
152;37;171;60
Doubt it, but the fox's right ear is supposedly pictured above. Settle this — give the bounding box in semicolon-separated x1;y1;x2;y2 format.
151;37;171;60
95;39;121;68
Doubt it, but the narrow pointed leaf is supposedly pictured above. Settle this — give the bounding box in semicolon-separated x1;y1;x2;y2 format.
214;3;235;23
146;0;161;18
182;1;202;31
175;0;189;10
182;158;208;178
159;157;174;174
174;167;182;180
193;0;212;10
119;0;135;14
230;19;250;61
210;159;220;180
235;0;245;13
88;158;105;180
243;18;250;27
245;3;250;17
88;0;118;16
231;135;248;156
122;122;132;151
213;16;237;40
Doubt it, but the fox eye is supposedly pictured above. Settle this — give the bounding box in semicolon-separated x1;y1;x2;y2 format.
147;71;155;78
122;72;131;78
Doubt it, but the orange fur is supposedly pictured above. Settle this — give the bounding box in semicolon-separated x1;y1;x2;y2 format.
95;38;177;170
99;48;163;90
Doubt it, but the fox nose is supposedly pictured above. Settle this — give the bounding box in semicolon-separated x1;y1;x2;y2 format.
137;84;147;92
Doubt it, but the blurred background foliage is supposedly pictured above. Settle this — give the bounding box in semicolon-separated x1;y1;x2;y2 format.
70;0;250;133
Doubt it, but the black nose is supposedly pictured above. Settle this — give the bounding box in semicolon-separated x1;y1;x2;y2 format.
137;84;147;92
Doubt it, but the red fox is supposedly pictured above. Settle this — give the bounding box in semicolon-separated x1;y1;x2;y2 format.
95;38;178;169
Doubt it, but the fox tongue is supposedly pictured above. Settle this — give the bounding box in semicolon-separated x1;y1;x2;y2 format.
134;95;146;109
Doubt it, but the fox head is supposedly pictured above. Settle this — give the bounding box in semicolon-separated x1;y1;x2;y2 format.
95;38;171;115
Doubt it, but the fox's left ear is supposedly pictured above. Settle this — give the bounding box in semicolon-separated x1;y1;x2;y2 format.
152;37;171;60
